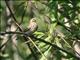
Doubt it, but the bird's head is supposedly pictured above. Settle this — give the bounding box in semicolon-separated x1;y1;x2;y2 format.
30;18;36;22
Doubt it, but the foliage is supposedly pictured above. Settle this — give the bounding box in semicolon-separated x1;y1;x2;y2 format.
0;0;80;60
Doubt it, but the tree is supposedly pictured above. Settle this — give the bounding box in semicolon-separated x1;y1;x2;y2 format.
0;0;80;60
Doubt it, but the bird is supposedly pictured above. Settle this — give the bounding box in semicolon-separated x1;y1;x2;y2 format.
25;18;38;36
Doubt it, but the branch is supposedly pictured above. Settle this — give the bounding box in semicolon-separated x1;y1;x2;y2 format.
57;21;80;40
5;0;23;31
0;31;24;35
4;1;38;59
31;35;80;59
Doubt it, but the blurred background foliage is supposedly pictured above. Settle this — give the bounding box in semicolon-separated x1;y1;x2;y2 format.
0;0;80;60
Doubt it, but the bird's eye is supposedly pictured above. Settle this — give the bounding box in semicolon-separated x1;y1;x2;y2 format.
33;20;36;22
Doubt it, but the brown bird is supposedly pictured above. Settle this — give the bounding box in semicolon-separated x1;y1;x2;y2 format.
25;18;38;35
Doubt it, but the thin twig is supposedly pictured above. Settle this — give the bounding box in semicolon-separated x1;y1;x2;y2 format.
28;37;48;60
